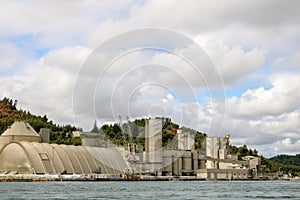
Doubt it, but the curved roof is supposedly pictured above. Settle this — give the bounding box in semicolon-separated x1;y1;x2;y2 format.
85;147;129;173
0;141;128;175
1;121;40;137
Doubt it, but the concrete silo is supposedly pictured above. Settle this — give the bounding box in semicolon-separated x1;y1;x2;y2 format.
145;119;163;174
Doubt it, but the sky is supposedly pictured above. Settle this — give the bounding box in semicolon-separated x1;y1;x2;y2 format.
0;0;300;157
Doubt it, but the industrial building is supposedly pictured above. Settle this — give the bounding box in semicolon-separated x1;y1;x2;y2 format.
0;121;128;175
0;120;260;180
118;118;260;179
195;136;251;180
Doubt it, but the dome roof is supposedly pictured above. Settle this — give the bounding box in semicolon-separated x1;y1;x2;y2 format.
0;141;127;174
1;121;40;138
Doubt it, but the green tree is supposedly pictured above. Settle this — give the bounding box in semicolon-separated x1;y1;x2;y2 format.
237;145;249;159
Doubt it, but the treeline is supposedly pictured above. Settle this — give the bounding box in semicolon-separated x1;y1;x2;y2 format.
0;97;81;145
270;154;300;166
266;154;300;176
261;155;300;177
229;144;258;159
99;117;206;151
101;118;146;147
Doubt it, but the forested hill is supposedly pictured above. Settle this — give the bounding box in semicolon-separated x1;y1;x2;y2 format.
260;154;300;176
100;117;207;149
0;97;81;145
270;154;300;166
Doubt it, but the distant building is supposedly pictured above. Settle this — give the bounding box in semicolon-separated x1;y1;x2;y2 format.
0;120;261;180
71;131;82;138
243;155;261;179
195;135;250;180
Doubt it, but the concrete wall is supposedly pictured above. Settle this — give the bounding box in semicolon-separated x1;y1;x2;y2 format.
218;149;227;159
206;137;229;160
249;157;261;169
145;119;163;173
206;137;219;159
196;169;249;180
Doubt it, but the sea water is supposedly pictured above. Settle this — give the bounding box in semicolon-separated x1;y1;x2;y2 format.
0;181;299;200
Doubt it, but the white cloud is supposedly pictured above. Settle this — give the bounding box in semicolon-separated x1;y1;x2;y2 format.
0;41;35;73
195;36;266;84
128;0;300;30
41;46;91;71
274;138;300;155
291;51;300;69
216;73;300;157
0;0;142;48
234;73;300;116
88;0;300;53
0;46;90;125
1;0;300;157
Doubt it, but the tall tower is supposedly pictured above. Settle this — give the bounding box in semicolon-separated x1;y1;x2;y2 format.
145;118;163;174
206;137;219;169
178;130;194;150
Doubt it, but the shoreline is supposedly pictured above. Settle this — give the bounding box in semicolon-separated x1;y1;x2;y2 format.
0;174;297;182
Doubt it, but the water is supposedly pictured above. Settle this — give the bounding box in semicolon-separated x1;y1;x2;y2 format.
0;181;299;200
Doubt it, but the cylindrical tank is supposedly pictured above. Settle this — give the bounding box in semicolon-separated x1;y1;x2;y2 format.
182;157;192;171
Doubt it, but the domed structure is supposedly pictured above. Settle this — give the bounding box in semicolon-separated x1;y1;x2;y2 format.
0;121;128;175
0;121;41;143
0;141;127;174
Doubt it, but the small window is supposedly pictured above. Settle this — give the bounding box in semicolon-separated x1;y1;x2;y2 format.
39;153;49;160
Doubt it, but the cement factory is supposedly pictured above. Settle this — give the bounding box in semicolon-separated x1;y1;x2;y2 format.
0;119;261;181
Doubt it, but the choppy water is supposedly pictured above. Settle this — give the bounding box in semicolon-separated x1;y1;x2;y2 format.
0;181;299;200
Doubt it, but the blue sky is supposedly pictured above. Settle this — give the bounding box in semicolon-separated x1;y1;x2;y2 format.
0;0;300;157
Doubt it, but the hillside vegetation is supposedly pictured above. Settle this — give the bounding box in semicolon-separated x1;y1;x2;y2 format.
270;154;300;166
100;117;207;150
0;97;81;145
267;154;300;176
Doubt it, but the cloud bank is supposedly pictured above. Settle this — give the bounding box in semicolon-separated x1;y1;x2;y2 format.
0;0;300;157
